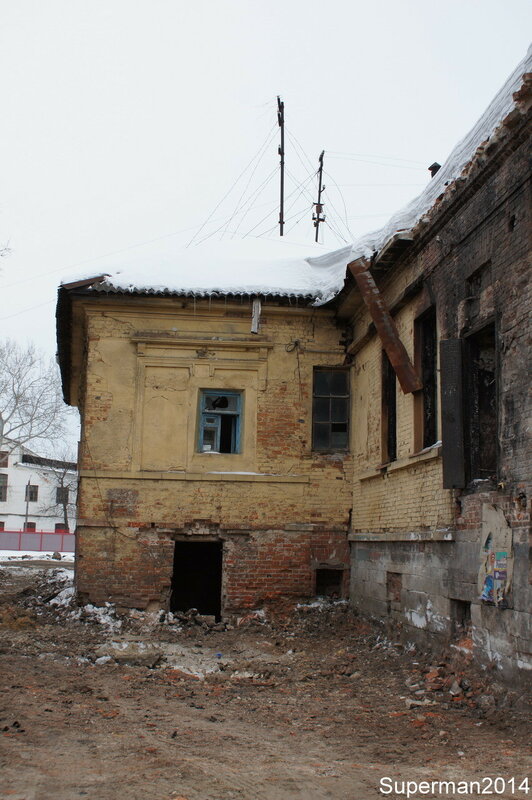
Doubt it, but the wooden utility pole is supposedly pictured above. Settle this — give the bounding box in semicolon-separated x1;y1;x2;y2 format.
277;96;285;236
313;150;325;242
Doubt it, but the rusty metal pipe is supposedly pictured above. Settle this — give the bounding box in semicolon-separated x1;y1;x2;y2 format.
348;258;422;394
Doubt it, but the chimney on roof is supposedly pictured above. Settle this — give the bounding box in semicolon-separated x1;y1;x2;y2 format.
428;162;441;178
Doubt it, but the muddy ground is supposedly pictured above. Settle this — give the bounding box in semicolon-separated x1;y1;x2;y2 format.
0;563;530;800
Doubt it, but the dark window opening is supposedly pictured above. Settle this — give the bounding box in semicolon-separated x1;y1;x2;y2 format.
382;351;397;463
25;484;39;502
25;522;36;532
386;571;402;614
312;369;349;451
0;522;4;531
0;475;7;502
315;568;343;597
56;487;69;505
450;599;471;638
170;541;223;621
198;391;241;454
55;523;69;532
0;452;8;468
464;324;497;482
415;307;438;448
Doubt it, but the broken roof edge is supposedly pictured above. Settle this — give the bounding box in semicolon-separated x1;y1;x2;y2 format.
320;47;532;292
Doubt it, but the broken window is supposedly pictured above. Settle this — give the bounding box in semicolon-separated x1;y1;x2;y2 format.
25;484;39;502
198;391;242;454
440;323;498;489
415;307;438;449
381;351;397;463
464;324;497;482
312;369;349;451
56;487;69;505
0;475;7;502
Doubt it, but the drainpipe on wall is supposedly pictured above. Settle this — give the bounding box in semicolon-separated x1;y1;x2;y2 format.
347;257;422;394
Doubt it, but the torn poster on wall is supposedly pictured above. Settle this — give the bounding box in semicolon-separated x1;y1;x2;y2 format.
478;504;513;608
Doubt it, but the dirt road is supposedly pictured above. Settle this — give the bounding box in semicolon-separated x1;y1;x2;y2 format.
0;565;530;799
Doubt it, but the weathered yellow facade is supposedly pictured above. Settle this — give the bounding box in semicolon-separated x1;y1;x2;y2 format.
61;292;352;612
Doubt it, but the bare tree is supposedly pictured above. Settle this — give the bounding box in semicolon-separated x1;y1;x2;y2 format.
0;339;75;454
34;453;78;531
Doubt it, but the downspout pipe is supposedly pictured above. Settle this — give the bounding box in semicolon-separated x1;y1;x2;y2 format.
347;257;422;394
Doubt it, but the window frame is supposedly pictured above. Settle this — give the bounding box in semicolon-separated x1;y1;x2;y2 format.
414;306;438;451
312;368;350;452
0;474;7;502
25;484;39;502
381;350;397;464
197;390;243;454
56;486;69;505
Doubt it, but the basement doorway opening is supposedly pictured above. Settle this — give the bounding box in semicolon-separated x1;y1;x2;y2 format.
170;541;223;622
315;568;343;598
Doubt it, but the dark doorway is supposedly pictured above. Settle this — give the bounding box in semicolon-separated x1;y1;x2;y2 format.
170;541;223;621
315;568;343;597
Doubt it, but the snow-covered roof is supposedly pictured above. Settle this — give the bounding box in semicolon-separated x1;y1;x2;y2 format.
61;46;531;307
64;237;351;305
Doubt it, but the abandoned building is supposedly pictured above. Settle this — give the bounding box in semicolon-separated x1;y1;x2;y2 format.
56;52;531;681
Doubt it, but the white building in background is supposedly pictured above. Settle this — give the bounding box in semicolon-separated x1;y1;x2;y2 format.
0;440;77;534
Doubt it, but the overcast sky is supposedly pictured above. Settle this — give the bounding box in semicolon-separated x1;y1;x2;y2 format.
1;1;531;359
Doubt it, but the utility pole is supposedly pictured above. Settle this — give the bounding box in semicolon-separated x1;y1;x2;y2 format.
277;96;285;236
24;479;30;531
313;150;325;242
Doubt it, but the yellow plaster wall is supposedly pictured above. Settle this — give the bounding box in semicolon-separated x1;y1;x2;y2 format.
74;297;353;531
349;275;454;533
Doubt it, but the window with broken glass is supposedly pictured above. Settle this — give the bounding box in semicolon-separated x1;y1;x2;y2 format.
312;369;350;451
198;391;242;454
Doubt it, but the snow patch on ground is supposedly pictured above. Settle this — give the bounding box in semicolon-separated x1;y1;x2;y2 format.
0;550;75;562
297;598;348;610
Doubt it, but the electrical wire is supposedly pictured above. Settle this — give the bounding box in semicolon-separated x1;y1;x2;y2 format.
323;170;353;239
230;166;280;239
285;128;316;173
221;126;279;239
195;167;278;246
327;150;425;165
0;299;55;321
187;123;277;247
326;154;426;171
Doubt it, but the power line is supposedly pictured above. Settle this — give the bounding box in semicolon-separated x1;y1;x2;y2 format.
221;126;279;239
285;128;316;173
230;167;280;238
0;299;55;321
187;123;277;247
195;169;279;246
323;169;353;239
327;150;425;165
326;154;426;171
